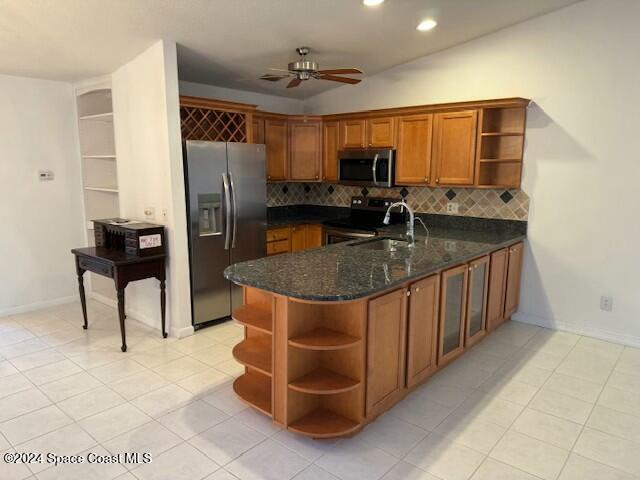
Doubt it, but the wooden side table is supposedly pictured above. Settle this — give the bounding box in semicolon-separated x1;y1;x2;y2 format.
71;247;167;352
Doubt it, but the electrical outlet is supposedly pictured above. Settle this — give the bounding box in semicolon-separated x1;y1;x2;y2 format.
446;202;459;214
600;295;613;312
144;207;156;220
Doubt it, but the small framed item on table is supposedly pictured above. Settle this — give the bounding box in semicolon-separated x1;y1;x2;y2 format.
71;219;167;352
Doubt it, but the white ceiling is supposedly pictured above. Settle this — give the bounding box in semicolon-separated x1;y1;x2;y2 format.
0;0;580;98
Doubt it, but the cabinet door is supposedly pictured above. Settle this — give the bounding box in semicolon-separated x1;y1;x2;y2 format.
406;275;440;388
433;110;478;186
322;121;339;182
252;116;265;144
465;256;489;347
367;117;396;148
305;224;323;249
264;118;288;181
289;120;321;181
395;114;433;185
504;242;524;318
290;225;306;252
340;119;366;149
366;288;407;417
438;264;468;366
486;248;508;331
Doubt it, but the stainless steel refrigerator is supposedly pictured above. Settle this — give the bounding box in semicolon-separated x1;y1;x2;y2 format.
183;141;266;327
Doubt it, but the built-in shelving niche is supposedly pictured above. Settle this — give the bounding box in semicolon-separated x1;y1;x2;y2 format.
285;300;366;438
76;87;119;300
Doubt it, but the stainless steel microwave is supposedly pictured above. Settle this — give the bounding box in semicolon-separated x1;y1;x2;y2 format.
338;149;395;187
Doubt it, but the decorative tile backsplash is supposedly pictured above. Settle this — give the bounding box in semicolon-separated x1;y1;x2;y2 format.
267;183;529;221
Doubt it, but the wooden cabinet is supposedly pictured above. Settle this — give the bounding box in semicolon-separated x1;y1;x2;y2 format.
290;225;307;252
289;119;321;182
486;248;508;331
339;119;366;149
252;116;265;144
465;256;489;347
438;264;468;366
433;110;478;186
366;117;396;148
504;242;524;318
395;114;434;185
406;275;440;388
323;121;339;182
366;288;407;416
266;227;291;256
264;118;288;181
305;224;323;249
267;224;323;255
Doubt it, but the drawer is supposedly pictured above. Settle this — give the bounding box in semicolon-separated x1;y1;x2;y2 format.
267;239;290;256
78;257;113;277
267;227;290;242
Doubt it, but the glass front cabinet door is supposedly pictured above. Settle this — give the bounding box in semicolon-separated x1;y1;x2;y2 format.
438;264;469;365
465;256;490;347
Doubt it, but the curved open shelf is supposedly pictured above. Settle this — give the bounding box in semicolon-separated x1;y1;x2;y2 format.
288;409;360;438
233;371;272;417
288;327;361;351
232;336;272;376
233;304;272;334
289;368;359;395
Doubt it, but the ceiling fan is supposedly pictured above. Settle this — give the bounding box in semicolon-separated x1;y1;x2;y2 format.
260;47;363;88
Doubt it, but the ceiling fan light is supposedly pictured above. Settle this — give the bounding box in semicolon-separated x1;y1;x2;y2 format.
363;0;384;6
417;19;438;31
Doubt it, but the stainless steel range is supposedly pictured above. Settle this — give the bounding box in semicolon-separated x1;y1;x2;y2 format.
322;196;404;244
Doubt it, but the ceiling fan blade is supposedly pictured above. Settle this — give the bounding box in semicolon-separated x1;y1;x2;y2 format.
286;78;302;88
317;68;363;75
317;74;361;85
268;68;294;73
260;74;288;82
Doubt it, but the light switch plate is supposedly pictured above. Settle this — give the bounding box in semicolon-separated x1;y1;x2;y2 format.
446;202;459;214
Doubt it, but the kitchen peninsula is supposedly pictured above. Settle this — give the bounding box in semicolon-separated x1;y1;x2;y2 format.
224;219;525;438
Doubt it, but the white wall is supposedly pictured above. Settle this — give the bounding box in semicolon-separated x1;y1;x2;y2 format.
112;41;192;337
308;0;640;346
179;80;304;115
0;75;84;314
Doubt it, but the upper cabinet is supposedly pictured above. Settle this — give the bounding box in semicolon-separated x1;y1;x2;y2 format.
252;115;265;144
366;117;396;148
264;118;288;181
339;119;366;149
322;121;339;182
289;118;322;182
179;96;256;143
432;110;478;186
395;114;433;185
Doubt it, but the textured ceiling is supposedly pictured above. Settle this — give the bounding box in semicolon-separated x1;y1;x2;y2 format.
0;0;581;98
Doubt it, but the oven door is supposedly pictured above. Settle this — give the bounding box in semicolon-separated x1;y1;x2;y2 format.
338;149;394;187
324;228;377;245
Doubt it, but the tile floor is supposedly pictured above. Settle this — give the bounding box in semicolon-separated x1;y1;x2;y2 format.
1;300;639;480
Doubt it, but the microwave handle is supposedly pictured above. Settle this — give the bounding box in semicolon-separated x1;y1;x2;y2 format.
372;153;379;186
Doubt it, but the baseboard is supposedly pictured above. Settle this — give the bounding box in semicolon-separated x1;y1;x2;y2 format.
171;325;194;339
0;295;77;317
513;311;640;348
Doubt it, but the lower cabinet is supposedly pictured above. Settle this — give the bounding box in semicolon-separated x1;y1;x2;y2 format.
267;224;324;255
290;225;306;252
504;242;524;318
406;275;440;388
465;255;489;347
366;288;407;417
486;248;508;331
438;264;469;366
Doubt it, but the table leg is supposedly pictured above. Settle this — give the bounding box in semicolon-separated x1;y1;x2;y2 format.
117;288;127;352
77;271;88;330
160;279;167;338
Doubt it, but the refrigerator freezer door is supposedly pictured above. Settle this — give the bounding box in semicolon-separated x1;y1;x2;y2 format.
227;143;267;311
184;141;232;324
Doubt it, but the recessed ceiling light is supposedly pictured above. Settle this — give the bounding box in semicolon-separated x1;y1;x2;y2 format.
417;19;438;31
363;0;384;7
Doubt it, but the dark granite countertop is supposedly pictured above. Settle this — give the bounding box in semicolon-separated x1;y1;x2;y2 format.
225;223;525;302
266;205;348;229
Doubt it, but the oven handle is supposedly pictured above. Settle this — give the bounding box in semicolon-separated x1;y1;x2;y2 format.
372;153;379;186
323;228;377;243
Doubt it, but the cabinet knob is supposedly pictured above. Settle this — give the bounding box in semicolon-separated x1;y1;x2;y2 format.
435;178;440;184
415;287;420;292
469;266;473;271
425;177;429;183
315;175;319;179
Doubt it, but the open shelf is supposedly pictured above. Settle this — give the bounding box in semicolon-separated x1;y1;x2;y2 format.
79;112;113;121
479;158;522;163
84;186;119;193
289;327;361;351
481;132;524;137
233;336;272;376
481;107;525;134
233;371;272;417
233;304;272;334
288;409;360;438
83;154;116;160
289;367;359;395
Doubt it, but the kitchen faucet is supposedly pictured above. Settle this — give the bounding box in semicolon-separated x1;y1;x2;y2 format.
382;201;419;246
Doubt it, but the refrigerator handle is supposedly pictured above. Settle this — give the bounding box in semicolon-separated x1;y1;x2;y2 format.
229;172;238;248
222;173;232;250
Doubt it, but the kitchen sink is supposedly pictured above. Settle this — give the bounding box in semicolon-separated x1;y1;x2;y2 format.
349;237;409;251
